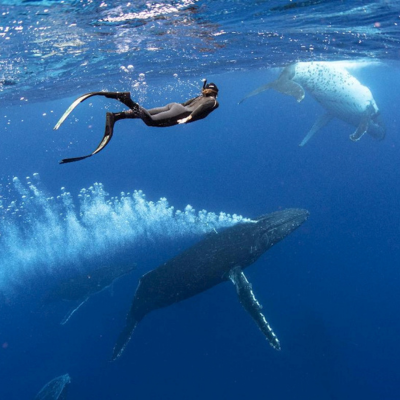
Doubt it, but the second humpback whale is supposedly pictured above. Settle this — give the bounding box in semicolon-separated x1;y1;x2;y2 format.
112;208;309;360
42;264;135;325
240;62;386;145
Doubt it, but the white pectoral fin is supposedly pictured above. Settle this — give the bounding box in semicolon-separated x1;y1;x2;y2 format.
229;266;281;350
350;121;368;142
299;113;333;147
350;108;374;142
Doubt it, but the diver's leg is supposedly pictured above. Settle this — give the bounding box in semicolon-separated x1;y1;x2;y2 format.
101;92;139;110
146;103;188;122
68;91;139;110
148;103;187;120
147;104;174;115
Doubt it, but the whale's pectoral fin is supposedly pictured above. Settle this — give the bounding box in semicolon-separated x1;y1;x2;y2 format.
59;112;115;164
349;121;368;142
60;297;89;325
229;266;281;350
349;105;375;142
299;113;333;147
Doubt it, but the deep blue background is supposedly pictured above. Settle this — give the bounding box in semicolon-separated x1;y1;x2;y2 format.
1;66;400;399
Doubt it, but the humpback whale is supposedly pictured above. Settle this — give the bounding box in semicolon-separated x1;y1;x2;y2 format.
42;264;135;325
240;62;386;145
34;374;71;400
112;208;309;360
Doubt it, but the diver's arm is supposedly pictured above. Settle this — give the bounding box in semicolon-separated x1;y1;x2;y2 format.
177;115;193;124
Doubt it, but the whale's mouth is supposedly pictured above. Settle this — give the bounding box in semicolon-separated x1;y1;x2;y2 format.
257;208;309;229
275;208;309;233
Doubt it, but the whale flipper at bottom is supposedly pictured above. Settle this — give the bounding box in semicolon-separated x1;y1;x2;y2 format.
229;266;281;350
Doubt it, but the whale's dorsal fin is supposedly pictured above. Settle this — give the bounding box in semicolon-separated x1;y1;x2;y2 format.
299;113;333;147
229;266;281;350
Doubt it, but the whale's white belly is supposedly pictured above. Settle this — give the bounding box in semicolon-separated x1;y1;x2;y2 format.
293;62;377;125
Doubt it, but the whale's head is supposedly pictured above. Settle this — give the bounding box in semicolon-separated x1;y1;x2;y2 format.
368;110;386;141
253;208;309;253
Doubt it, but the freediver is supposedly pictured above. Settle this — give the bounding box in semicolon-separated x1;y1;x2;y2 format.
54;80;219;164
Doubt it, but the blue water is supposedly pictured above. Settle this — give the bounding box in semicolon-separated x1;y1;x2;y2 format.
1;1;400;399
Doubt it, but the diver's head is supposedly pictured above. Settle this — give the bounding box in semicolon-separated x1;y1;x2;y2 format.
202;80;218;97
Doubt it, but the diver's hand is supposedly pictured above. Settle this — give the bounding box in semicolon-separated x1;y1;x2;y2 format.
177;115;192;124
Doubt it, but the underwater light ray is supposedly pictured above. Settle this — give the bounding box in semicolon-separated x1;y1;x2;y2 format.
0;174;249;294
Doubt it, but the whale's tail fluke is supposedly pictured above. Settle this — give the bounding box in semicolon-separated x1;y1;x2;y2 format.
239;82;275;104
239;64;305;104
112;316;139;361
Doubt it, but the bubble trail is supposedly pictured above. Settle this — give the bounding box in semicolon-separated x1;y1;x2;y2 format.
0;174;249;293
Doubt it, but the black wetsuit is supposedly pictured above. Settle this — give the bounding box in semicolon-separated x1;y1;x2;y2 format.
115;94;219;127
55;89;219;164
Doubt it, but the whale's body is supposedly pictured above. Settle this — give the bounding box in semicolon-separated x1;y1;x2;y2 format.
241;62;385;145
112;208;309;360
294;62;376;125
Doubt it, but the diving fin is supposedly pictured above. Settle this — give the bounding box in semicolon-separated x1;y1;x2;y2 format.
54;91;137;130
59;112;115;164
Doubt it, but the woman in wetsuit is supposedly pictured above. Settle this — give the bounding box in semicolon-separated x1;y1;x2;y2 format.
54;80;219;164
